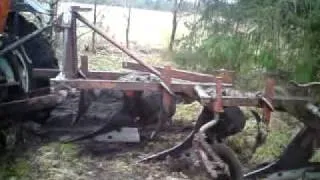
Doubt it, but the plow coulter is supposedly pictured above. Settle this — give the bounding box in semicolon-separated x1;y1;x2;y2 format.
1;4;320;180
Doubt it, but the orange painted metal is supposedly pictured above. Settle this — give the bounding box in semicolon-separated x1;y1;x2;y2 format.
123;62;235;84
161;65;173;114
263;78;275;125
214;77;224;113
0;0;10;33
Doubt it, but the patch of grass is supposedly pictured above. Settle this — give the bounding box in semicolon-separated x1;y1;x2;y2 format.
88;53;123;71
29;142;94;180
227;119;262;163
250;129;293;165
173;102;202;122
0;157;31;180
227;109;302;165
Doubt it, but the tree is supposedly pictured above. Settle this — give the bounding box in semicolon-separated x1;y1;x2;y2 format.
125;0;132;48
174;0;320;83
91;0;98;53
168;0;183;51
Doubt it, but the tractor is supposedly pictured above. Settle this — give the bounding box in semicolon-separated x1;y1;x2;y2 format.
0;1;319;179
0;0;59;148
0;0;58;103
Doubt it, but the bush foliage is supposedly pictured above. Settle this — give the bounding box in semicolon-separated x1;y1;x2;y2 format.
174;0;320;83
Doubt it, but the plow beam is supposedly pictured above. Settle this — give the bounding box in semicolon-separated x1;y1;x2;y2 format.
0;94;63;117
197;95;310;110
123;61;234;84
50;79;232;93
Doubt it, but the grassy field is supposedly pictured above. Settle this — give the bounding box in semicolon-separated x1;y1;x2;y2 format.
1;2;319;180
58;2;191;50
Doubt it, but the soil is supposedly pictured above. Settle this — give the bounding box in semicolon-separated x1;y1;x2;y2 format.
0;85;210;180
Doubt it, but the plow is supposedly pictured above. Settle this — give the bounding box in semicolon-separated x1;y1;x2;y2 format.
0;1;320;179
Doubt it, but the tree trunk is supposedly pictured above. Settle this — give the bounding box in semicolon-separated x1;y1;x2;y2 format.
91;0;97;53
169;0;180;51
126;0;132;49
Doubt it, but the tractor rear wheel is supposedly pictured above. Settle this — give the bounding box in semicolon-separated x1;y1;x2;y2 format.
3;13;58;123
5;12;58;89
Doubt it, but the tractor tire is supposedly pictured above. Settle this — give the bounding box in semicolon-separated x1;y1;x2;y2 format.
211;143;243;180
5;12;58;89
4;13;58;124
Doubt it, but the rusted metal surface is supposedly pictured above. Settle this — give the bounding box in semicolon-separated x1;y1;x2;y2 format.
32;68;127;80
123;62;234;84
61;8;78;78
161;66;173;114
0;94;62;117
86;71;127;80
51;79;160;91
198;96;310;109
73;12;178;96
214;77;224;113
80;55;89;75
263;78;275;124
148;65;174;139
51;78;232;95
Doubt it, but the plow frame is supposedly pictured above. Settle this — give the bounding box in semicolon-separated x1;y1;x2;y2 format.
32;6;296;111
2;5;318;180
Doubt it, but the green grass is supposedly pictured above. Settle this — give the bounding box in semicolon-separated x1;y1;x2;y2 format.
87;53;123;71
173;102;202;122
0;143;94;180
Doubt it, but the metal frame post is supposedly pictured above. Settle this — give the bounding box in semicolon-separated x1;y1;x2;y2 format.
61;7;78;79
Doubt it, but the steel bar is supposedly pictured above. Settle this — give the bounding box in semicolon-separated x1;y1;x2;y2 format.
86;71;126;80
75;12;161;77
51;78;231;93
199;96;311;109
123;62;234;84
0;25;52;56
33;68;60;78
51;79;160;91
32;68;127;80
